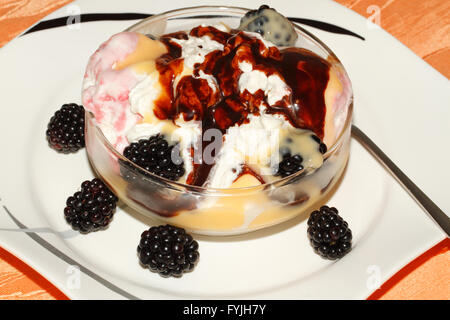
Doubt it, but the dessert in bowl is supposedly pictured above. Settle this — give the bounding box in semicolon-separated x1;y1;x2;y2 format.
83;6;353;236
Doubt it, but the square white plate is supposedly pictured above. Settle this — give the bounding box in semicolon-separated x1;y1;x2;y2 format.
0;0;448;299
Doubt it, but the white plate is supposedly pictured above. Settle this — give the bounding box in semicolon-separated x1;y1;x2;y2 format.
0;0;448;300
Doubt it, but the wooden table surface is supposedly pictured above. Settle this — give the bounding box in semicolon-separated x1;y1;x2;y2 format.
0;0;448;300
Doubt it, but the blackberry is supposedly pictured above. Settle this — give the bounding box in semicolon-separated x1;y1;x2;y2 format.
258;4;271;11
46;103;85;153
244;5;271;17
122;135;185;181
137;225;199;277
239;5;298;46
275;153;304;178
307;206;352;260
64;178;118;234
311;134;327;154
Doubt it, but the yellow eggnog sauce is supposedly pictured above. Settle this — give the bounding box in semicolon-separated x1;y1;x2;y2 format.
163;145;349;234
114;33;167;71
167;174;260;230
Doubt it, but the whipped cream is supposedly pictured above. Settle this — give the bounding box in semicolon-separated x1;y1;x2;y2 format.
238;61;291;105
207;110;288;188
170;36;224;69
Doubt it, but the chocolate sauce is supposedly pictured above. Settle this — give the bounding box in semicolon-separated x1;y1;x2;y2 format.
153;26;331;187
268;48;330;139
189;26;231;44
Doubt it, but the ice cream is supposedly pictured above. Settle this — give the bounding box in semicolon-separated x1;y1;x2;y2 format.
83;6;353;234
83;26;350;187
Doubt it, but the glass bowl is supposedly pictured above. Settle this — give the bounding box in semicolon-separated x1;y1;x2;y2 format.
84;6;353;236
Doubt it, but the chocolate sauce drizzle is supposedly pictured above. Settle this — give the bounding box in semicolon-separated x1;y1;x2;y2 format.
154;26;330;187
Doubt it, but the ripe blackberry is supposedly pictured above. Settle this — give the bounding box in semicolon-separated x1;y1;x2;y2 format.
64;178;118;234
46;103;85;153
122;135;185;181
275;135;328;178
275;153;304;178
311;134;327;154
307;206;352;260
137;225;199;277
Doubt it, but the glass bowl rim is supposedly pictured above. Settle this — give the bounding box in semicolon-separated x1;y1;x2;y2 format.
86;5;354;193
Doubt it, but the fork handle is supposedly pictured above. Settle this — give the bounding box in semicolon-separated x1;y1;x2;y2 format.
351;125;450;237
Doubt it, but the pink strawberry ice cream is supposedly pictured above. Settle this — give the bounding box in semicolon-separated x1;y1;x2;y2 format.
82;32;167;153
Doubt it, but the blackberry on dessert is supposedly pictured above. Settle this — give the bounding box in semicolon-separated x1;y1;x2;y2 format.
239;5;298;46
64;178;118;233
276;153;304;178
119;134;195;216
311;134;328;154
275;134;328;177
121;134;185;182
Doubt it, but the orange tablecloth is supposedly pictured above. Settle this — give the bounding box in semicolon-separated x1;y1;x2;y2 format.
0;0;448;300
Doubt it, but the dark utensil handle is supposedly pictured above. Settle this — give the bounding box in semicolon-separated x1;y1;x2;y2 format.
351;125;450;237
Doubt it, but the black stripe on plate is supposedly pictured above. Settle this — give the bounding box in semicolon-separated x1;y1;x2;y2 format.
22;13;152;35
21;12;365;40
2;205;140;300
288;17;365;41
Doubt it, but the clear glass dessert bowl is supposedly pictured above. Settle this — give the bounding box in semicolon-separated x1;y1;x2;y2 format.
84;6;353;236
